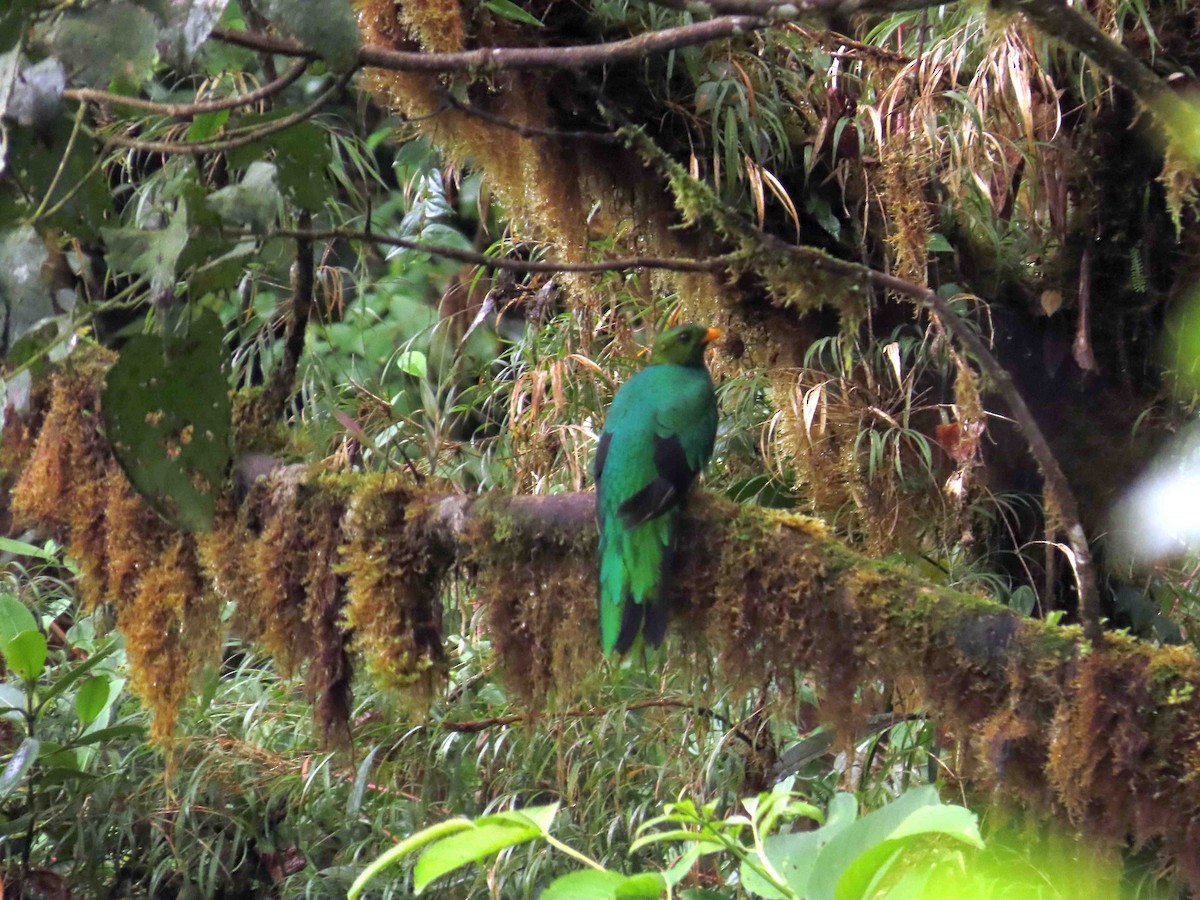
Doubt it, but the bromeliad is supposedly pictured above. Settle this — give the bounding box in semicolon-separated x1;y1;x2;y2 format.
593;324;720;655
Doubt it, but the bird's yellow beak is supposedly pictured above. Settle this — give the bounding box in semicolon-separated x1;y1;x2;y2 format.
701;327;722;345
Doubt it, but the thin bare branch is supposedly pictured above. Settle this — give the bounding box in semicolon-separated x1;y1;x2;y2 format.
65;60;308;118
99;71;352;156
863;266;1101;640
650;0;958;15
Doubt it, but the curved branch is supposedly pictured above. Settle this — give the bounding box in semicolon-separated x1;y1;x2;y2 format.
612;122;1102;638
1006;0;1200;152
65;60;309;118
99;71;351;156
863;268;1101;641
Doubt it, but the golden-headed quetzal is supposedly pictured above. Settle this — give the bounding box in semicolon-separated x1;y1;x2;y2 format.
594;324;721;655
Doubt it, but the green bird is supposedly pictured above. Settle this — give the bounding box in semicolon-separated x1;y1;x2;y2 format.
594;323;721;655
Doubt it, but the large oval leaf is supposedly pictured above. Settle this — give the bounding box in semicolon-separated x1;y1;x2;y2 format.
102;309;231;532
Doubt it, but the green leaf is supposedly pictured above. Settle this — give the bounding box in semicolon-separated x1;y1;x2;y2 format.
414;820;542;892
0;736;39;802
418;222;474;253
614;872;667;898
74;674;112;726
103;202;190;291
187;239;257;299
101;309;232;532
0;537;60;561
802;787;981;900
927;232;953;253
478;802;559;833
394;349;428;379
4;121;112;239
256;0;359;71
347;745;382;817
756;793;857;899
541;870;625;900
50;2;160;90
0;226;53;343
186;108;230;142
205;161;281;231
270;121;333;212
347;818;474;899
0;594;37;645
3;630;46;681
62;723;145;748
37;643;115;710
484;0;544;27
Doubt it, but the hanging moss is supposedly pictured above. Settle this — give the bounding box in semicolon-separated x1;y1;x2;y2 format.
301;487;354;743
6;356;218;742
120;537;221;744
8;350;1200;887
340;473;451;699
464;494;599;703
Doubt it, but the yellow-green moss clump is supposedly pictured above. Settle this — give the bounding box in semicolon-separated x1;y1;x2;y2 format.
340;473;451;700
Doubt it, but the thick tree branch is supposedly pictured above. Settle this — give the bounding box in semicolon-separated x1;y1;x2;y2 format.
611;122;1103;640
264;228;731;274
212;16;768;73
414;488;1200;884
1006;0;1200;153
5;367;1200;887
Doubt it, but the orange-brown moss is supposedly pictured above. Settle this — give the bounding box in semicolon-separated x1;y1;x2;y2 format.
470;501;598;703
7;354;219;741
119;536;220;744
9;351;1200;888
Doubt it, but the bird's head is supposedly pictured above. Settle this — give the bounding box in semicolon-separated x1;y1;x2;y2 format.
648;323;721;368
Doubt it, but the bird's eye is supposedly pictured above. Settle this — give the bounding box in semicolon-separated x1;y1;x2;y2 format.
680;333;691;343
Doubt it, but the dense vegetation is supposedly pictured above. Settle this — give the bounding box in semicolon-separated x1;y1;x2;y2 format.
3;0;1200;896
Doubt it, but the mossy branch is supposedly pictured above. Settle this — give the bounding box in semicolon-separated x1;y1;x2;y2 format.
5;367;1200;886
423;488;1200;886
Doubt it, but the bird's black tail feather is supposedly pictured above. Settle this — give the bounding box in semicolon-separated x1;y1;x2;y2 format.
613;528;675;654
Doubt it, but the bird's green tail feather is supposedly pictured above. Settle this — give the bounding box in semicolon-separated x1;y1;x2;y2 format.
599;512;673;655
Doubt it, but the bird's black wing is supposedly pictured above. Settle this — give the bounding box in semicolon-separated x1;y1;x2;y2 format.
616;434;697;528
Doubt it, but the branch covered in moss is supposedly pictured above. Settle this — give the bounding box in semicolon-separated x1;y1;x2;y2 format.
262;228;730;274
1006;0;1200;157
5;367;1200;887
421;488;1200;888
